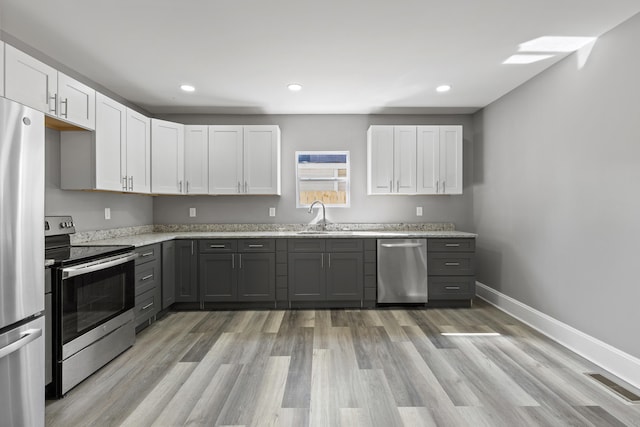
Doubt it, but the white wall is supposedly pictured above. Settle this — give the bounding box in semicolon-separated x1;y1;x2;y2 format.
154;114;475;229
46;128;153;231
473;13;640;359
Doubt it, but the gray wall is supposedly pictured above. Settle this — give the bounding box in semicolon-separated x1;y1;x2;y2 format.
46;128;153;231
473;13;640;358
154;114;475;230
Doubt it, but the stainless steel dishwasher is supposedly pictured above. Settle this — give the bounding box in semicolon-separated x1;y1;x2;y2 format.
377;239;428;303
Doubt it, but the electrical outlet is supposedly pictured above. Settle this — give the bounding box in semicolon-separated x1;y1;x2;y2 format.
269;207;276;217
104;207;111;220
189;207;196;217
416;206;423;217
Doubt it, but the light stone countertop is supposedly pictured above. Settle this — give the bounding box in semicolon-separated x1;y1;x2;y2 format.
76;230;477;248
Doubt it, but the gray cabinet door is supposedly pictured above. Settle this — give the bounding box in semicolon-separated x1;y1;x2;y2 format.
175;240;198;302
325;252;363;301
200;253;237;302
237;253;275;301
162;241;176;309
288;253;325;301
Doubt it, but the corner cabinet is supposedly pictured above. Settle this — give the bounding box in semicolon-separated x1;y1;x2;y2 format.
151;119;185;194
367;125;462;195
60;93;150;193
208;125;281;195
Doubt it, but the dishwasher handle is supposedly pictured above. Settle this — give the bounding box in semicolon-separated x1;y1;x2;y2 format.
380;243;424;248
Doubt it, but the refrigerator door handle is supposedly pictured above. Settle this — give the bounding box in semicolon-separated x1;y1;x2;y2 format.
0;328;42;359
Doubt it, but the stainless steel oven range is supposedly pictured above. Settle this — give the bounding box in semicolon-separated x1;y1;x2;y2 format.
45;216;137;398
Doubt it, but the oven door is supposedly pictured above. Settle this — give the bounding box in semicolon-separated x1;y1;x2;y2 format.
60;253;136;346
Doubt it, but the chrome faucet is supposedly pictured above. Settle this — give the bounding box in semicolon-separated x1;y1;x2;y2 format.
308;200;327;231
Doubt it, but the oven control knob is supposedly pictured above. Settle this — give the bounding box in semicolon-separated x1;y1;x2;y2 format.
60;222;65;228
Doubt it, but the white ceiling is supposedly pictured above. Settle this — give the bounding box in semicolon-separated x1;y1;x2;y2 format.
1;0;639;115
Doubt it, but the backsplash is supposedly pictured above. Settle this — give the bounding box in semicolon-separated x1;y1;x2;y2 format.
71;225;154;244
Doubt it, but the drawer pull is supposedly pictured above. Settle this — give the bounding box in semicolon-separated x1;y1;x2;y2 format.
141;252;153;257
445;262;460;266
141;274;153;281
141;302;154;310
210;245;226;248
248;244;264;248
445;243;460;247
445;286;461;290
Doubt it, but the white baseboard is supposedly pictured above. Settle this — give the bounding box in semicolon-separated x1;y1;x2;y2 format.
476;281;640;391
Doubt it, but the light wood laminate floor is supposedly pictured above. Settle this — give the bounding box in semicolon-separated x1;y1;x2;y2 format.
46;300;640;426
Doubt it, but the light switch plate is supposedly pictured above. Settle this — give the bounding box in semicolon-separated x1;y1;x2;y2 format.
189;207;196;217
104;207;111;220
269;207;276;217
416;206;423;216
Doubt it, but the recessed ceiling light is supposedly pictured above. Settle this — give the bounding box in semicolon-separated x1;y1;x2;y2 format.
287;83;302;92
519;36;597;53
436;85;451;93
180;84;195;92
503;54;554;65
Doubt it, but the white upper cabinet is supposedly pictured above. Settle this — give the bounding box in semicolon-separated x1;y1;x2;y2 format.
0;42;5;97
243;125;281;195
5;44;57;114
368;125;463;195
184;125;209;195
208;125;281;195
61;94;151;194
439;125;463;194
151;119;184;194
367;125;416;194
4;44;95;129
57;72;96;130
208;126;243;194
125;108;151;193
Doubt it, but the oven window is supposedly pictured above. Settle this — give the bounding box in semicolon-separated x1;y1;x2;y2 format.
61;261;134;344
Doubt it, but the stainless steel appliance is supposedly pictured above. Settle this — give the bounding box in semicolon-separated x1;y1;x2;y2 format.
377;239;428;303
0;97;45;427
45;216;137;397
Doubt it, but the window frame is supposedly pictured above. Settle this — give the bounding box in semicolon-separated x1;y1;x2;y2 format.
295;150;351;208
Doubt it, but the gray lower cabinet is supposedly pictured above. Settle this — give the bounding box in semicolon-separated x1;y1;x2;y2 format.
288;239;363;302
199;239;275;303
175;240;198;302
133;244;162;330
427;238;476;300
161;240;176;309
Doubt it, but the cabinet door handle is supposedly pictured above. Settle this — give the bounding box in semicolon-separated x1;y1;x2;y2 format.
328;253;331;268
238;254;242;269
141;274;153;281
122;176;128;191
445;243;460;247
61;97;68;118
248;244;263;248
129;176;133;191
244;181;248;193
396;180;400;192
186;181;190;194
389;180;393;193
443;180;446;193
232;254;235;269
238;182;241;193
445;286;461;290
191;241;194;255
321;253;324;269
179;181;183;192
49;92;57;114
141;302;154;311
445;262;460;266
436;180;439;193
210;244;226;248
141;252;154;257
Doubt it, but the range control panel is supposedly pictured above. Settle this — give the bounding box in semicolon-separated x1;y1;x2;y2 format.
44;216;76;236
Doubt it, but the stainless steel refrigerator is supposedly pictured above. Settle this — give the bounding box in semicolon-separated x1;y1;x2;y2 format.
0;97;45;426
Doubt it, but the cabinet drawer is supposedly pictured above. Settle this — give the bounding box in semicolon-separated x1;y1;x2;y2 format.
288;239;326;253
428;277;475;300
135;288;158;325
134;244;160;265
135;262;159;296
428;253;475;275
238;239;275;252
199;240;237;253
326;239;363;253
428;238;475;253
